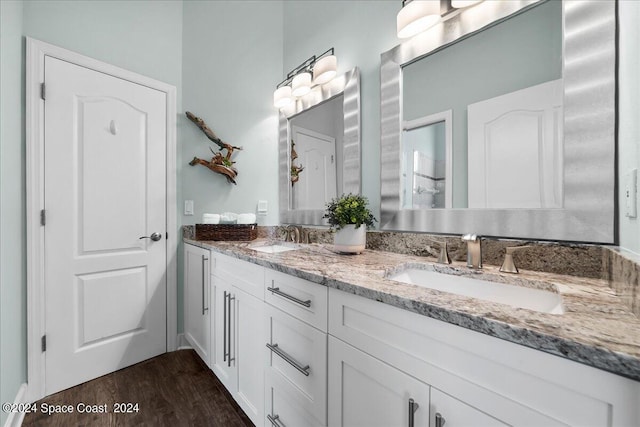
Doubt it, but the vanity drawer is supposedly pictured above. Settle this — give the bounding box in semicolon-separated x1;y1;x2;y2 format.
213;252;264;299
265;304;327;424
265;268;328;331
265;370;324;427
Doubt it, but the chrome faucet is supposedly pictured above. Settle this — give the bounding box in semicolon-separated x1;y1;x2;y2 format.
461;234;482;269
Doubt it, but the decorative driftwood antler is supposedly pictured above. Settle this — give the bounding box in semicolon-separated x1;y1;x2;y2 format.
290;139;304;185
186;111;242;185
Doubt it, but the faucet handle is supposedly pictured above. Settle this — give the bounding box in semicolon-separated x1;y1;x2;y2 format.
437;241;451;264
499;246;529;274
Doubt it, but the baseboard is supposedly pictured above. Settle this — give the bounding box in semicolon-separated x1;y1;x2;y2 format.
176;333;192;350
3;383;28;427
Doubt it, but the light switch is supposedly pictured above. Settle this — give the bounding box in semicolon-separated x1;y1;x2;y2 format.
625;169;637;218
257;200;268;215
184;200;194;216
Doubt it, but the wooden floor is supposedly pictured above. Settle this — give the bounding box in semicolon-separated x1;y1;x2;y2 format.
23;349;254;427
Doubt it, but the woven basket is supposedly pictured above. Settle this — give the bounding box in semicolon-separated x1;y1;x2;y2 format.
195;223;258;241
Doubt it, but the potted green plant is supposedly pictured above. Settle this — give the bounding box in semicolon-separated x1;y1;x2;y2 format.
323;193;377;253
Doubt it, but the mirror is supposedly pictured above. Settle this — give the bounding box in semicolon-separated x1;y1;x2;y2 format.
279;67;360;225
380;0;616;243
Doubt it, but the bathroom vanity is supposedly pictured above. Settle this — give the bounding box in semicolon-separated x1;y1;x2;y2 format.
183;238;640;427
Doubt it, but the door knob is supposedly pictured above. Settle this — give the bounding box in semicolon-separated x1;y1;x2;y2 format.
139;232;162;242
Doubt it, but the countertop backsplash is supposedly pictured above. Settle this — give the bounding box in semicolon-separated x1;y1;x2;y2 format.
181;225;639;317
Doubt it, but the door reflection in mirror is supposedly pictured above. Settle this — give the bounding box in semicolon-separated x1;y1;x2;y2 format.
289;95;343;210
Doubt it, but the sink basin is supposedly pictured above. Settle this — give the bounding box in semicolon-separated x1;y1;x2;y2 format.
250;244;299;254
388;267;564;314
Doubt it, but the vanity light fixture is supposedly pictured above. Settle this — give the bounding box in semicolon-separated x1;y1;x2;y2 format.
397;0;442;39
273;86;293;109
291;72;312;97
451;0;483;8
273;48;337;108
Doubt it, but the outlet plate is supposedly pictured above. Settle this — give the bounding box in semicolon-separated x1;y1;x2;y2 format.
184;200;194;216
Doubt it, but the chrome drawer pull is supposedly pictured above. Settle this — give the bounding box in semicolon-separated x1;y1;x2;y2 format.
435;412;446;427
267;414;285;427
223;291;228;362
201;255;208;315
408;398;420;427
266;343;310;376
267;285;311;308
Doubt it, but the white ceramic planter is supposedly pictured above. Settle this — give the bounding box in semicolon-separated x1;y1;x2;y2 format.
334;224;366;254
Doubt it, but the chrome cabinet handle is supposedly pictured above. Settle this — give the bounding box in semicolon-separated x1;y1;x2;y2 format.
266;343;310;376
227;293;235;367
139;232;162;241
435;412;446;427
267;284;311;308
408;398;420;427
267;414;285;427
223;291;228;362
202;255;209;315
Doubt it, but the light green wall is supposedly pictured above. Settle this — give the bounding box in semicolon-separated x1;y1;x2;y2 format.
283;0;398;223
619;0;640;254
1;1;26;423
23;0;183;99
180;0;283;331
403;0;562;208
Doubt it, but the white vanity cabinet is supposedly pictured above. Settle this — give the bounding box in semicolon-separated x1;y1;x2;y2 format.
264;269;329;427
328;336;430;427
211;253;265;427
328;288;640;427
183;243;211;365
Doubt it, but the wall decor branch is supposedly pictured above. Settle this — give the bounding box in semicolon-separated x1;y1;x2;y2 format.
290;139;304;185
186;111;242;185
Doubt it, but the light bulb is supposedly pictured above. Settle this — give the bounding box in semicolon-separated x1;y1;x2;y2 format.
397;0;441;39
291;72;312;97
313;55;338;85
273;86;293;109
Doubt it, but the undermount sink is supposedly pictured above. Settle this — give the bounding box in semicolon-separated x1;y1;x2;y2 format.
250;243;299;254
387;266;564;314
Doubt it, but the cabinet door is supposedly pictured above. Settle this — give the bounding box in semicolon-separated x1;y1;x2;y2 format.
183;244;210;365
329;336;430;427
430;388;508;427
211;275;237;392
235;286;265;427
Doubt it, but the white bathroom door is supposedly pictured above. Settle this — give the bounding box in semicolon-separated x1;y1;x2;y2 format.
467;79;563;208
291;126;336;209
43;56;167;394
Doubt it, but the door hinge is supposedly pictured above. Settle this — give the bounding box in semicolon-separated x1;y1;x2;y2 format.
166;232;169;240
41;335;47;352
40;209;46;226
40;82;46;100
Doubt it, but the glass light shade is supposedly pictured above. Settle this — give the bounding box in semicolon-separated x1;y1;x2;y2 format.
313;55;338;85
397;0;441;39
273;86;293;108
291;72;312;97
451;0;483;8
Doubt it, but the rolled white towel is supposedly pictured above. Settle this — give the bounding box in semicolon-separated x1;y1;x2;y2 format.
220;212;238;224
202;213;220;224
237;213;256;224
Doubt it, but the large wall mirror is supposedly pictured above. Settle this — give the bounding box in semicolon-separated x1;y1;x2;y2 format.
380;0;616;243
279;67;360;225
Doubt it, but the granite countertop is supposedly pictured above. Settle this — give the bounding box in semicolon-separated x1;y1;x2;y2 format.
184;237;640;381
